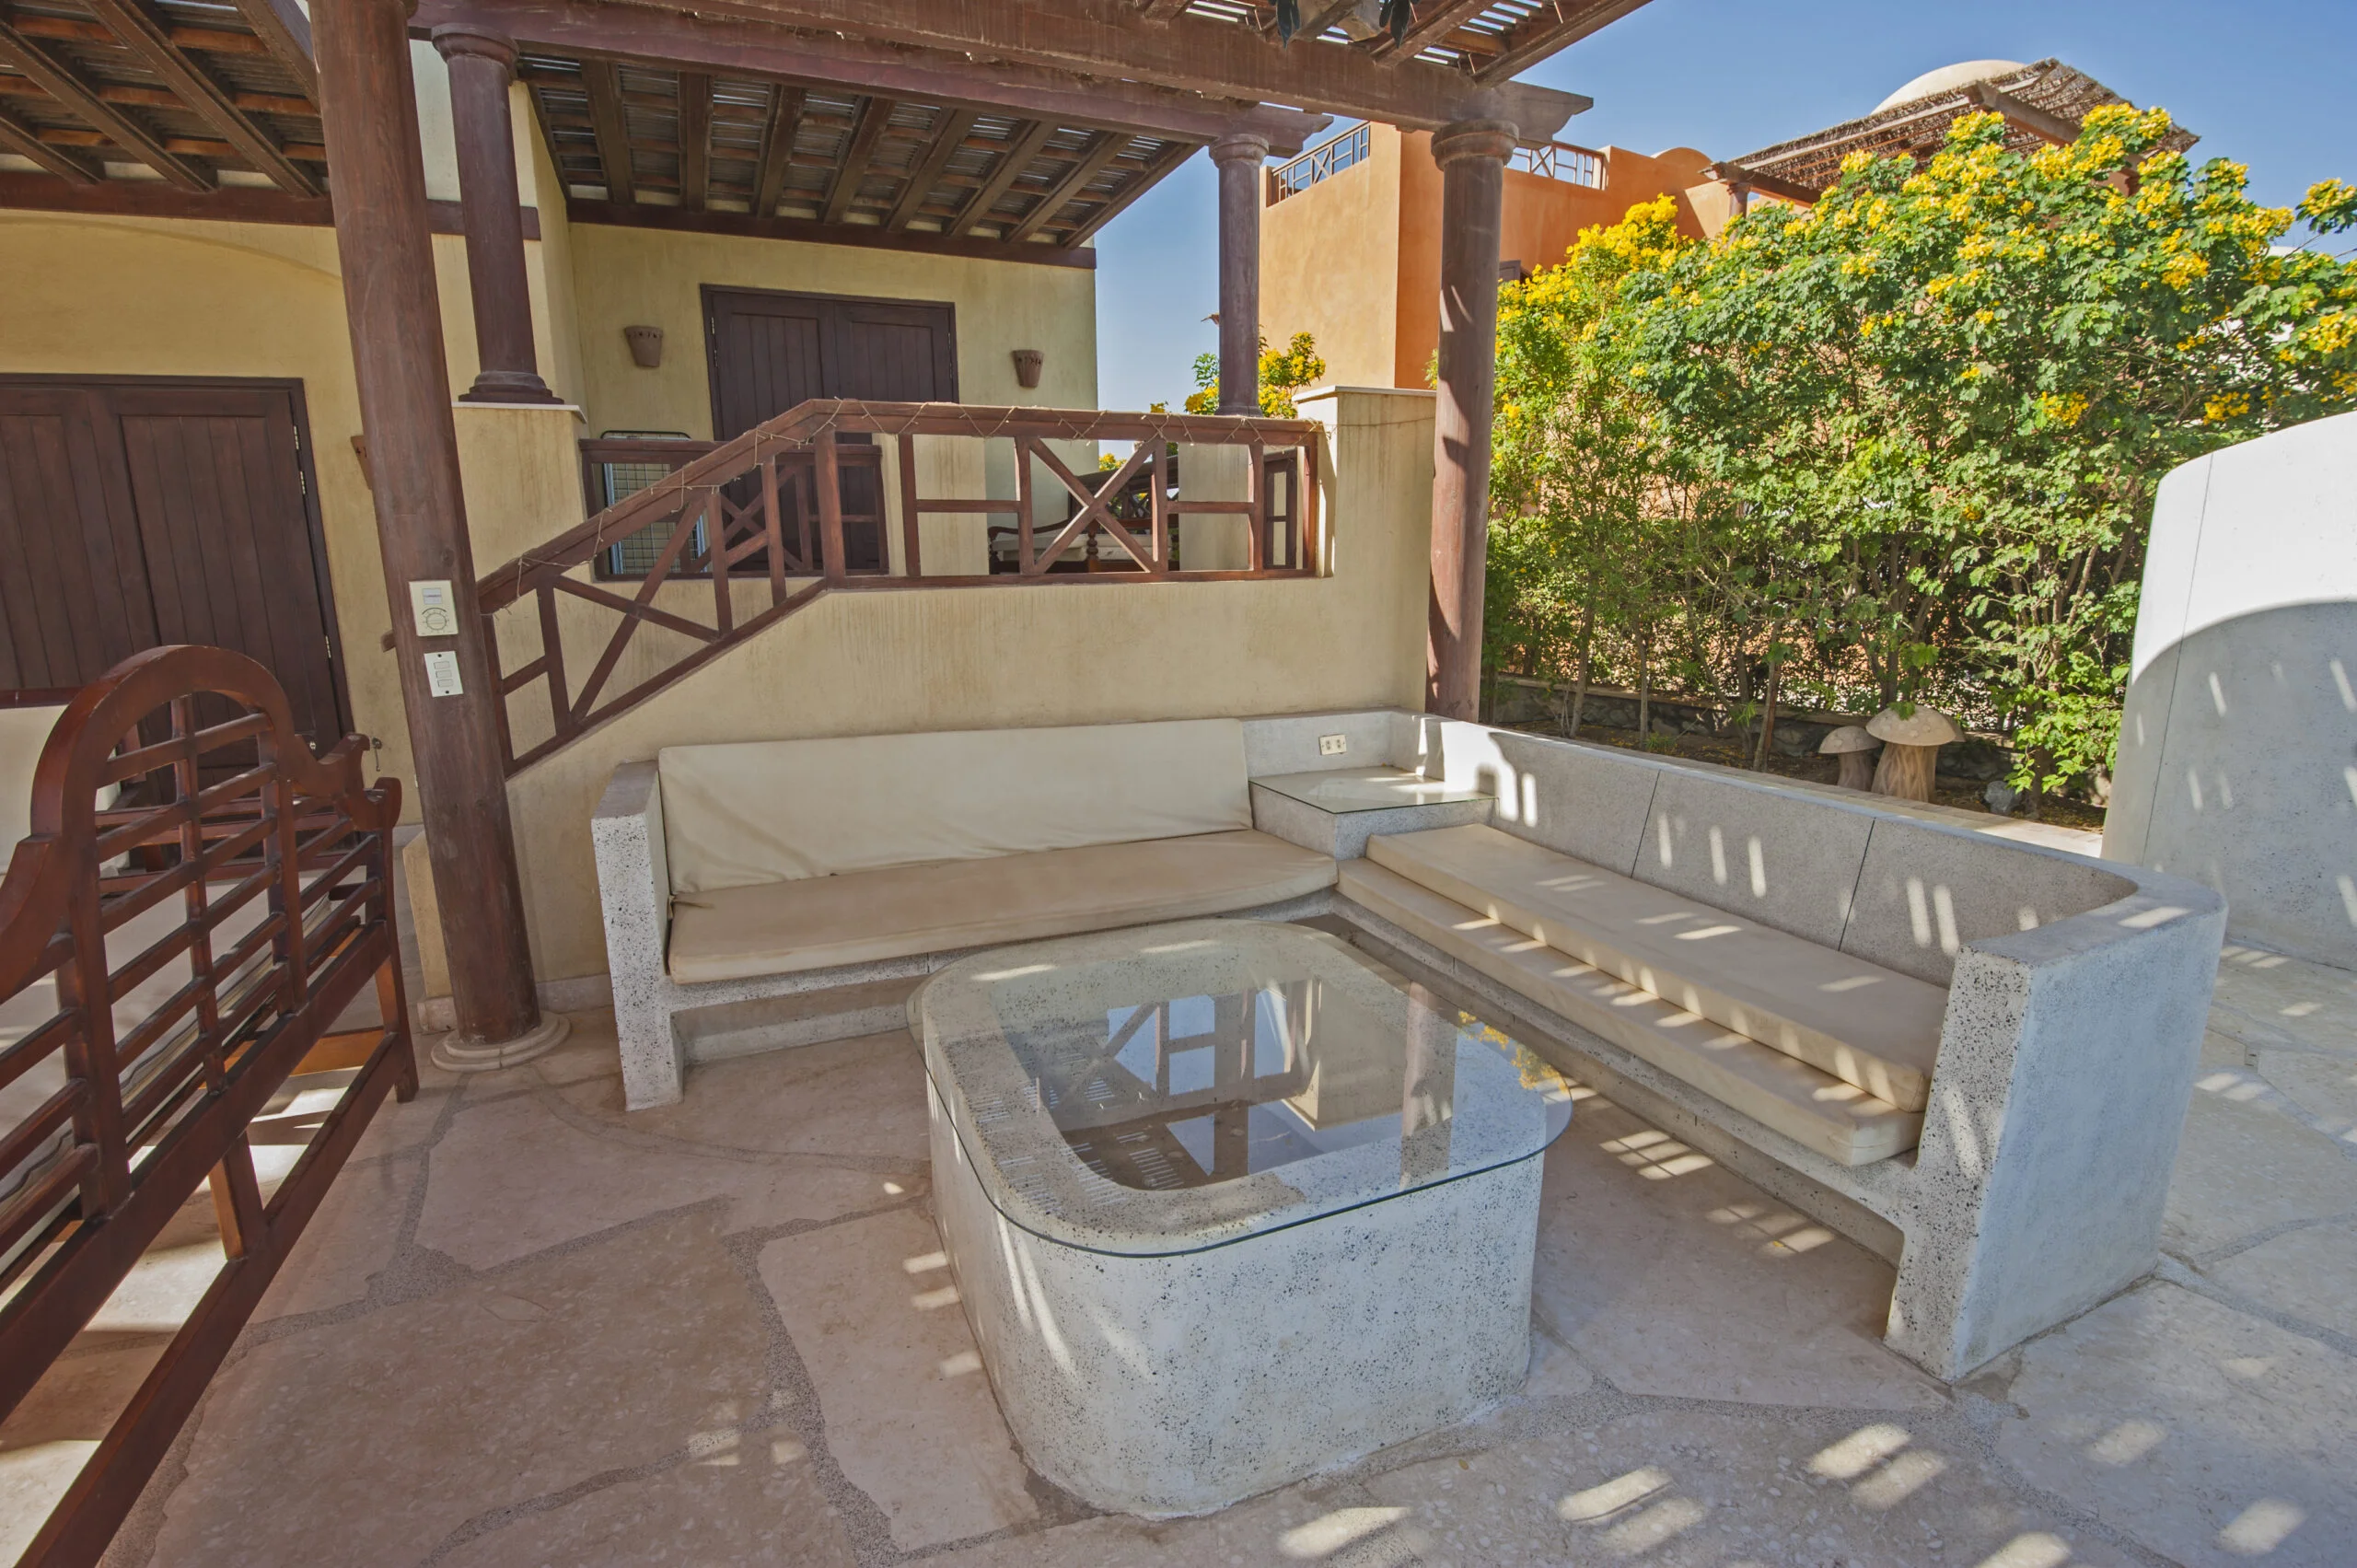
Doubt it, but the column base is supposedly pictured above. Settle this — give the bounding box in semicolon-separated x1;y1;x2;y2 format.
431;1009;571;1072
459;371;563;404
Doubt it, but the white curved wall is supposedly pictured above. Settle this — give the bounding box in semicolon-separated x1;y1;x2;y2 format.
2104;410;2357;967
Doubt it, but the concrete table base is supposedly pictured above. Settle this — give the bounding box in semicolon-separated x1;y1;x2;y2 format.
929;1077;1542;1516
912;919;1571;1516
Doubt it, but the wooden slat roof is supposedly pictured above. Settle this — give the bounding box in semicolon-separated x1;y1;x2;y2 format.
0;0;319;192
1714;59;2200;201
517;56;1197;250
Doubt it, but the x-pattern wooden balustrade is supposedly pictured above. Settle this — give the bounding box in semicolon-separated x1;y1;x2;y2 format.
0;645;413;1567
478;399;1321;774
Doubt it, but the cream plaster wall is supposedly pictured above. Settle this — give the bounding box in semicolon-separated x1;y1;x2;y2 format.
1260;124;1404;389
498;384;1435;981
564;223;1099;441
1260;125;1714;389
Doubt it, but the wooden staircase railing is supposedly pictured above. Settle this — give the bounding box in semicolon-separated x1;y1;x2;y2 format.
0;645;413;1567
473;400;1321;775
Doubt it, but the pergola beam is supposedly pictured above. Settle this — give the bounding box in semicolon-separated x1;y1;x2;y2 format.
0;100;100;181
412;0;1333;152
1373;0;1492;61
820;93;888;224
1966;81;2081;146
957;118;1052;237
420;0;1578;136
581;56;633;202
1473;0;1651;83
0;18;212;189
1707;159;1818;207
1059;135;1191;247
883;103;971;230
229;0;318;101
749;80;801;215
676;69;709;207
1004;127;1122;243
83;0;319;193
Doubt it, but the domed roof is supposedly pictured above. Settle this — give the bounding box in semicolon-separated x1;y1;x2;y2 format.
1874;61;2031;114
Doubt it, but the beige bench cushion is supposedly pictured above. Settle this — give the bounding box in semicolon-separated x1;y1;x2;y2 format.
1340;861;1921;1165
1366;823;1946;1112
658;718;1251;895
668;829;1336;984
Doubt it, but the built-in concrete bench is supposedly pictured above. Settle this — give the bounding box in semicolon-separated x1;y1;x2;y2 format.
1341;824;1939;1164
588;704;2224;1379
593;715;1376;1110
1306;715;2224;1379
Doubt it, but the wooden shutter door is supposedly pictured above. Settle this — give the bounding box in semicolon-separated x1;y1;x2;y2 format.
110;385;346;749
705;289;831;441
0;386;157;698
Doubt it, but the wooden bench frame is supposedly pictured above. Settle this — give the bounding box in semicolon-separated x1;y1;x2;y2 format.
0;645;414;1566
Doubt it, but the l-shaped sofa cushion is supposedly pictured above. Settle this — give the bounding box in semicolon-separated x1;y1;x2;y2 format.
667;829;1337;983
1365;824;1947;1111
658;718;1253;895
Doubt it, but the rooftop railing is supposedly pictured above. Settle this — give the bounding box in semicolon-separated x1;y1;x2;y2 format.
1511;140;1606;189
1268;122;1372;203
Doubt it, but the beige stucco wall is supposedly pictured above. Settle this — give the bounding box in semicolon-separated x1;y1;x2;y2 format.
1260;125;1714;389
565;224;1100;441
496;384;1436;981
1260;124;1405;389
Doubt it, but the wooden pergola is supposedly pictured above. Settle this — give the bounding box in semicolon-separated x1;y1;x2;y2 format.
3;0;1656;1060
1710;58;2199;207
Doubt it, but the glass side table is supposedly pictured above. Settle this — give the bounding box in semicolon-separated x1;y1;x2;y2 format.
1248;766;1494;858
913;918;1574;1516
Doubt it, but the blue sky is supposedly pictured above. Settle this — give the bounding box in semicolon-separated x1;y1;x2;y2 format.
1093;0;2357;412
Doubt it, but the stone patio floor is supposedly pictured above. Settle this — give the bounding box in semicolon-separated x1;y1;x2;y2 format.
5;935;2354;1568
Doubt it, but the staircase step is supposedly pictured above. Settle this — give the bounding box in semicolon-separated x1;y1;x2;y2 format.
1339;861;1922;1166
1366;824;1945;1112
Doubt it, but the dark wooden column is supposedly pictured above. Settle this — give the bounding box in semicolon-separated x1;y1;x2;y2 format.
432;23;559;404
315;0;558;1066
1210;130;1269;415
1426;119;1516;720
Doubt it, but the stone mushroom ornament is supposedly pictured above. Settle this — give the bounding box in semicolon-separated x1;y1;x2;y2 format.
1866;704;1963;802
1819;725;1881;791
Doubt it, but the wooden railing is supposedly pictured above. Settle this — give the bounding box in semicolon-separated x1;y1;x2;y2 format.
1510;140;1607;189
0;645;412;1566
478;400;1321;774
1268;122;1372;203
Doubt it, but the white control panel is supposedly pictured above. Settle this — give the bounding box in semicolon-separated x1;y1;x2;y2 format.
409;579;459;638
423;650;464;697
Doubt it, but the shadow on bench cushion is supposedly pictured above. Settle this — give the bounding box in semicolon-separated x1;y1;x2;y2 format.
668;829;1337;984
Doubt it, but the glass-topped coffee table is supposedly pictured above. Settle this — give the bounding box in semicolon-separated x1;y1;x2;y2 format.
913;918;1574;1516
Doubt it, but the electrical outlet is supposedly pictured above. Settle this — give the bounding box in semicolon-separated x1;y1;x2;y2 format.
1318;734;1348;757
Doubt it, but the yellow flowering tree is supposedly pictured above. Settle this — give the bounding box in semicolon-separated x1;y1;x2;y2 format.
1621;107;2357;802
1182;331;1328;416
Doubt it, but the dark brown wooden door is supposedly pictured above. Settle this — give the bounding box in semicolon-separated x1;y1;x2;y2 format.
0;377;345;747
703;287;958;575
702;286;958;438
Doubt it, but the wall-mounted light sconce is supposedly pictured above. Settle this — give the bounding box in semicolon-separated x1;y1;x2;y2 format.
623;325;664;368
1012;348;1044;389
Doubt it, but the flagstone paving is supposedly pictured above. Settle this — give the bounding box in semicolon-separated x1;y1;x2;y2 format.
4;937;2352;1567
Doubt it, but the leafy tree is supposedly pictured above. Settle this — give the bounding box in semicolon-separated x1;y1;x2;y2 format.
1491;106;2357;805
1183;332;1329;416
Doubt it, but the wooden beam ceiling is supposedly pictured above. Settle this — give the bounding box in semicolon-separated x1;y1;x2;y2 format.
1004;128;1122;243
0;99;99;181
749;81;802;216
957;118;1054;236
1060;135;1189;247
227;0;317;102
80;0;318;194
631;0;1590;134
0;16;211;189
884;104;972;230
412;0;1333;152
675;69;710;207
581;57;633;202
819;93;888;223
